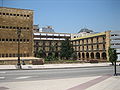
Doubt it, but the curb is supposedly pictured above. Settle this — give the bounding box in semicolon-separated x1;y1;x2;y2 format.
0;65;112;71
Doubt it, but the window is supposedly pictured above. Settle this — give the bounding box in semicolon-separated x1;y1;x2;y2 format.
13;27;16;29
17;27;19;29
27;15;29;17
13;54;15;57
2;26;5;28
27;27;29;29
20;27;22;29
3;13;5;15
0;12;1;15
10;13;12;16
27;39;29;42
24;15;26;17
6;13;9;15
17;14;19;16
2;54;4;57
9;54;12;57
6;54;8;57
2;39;5;41
9;39;12;41
20;39;22;42
13;39;15;41
20;14;23;16
6;26;8;29
6;39;8;41
23;39;26;42
27;53;29;57
10;26;12;29
13;14;16;16
23;27;26;29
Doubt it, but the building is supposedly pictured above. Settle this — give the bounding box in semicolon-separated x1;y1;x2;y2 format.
33;25;39;32
34;32;71;58
110;31;120;61
71;30;110;62
71;28;95;39
0;7;34;64
40;26;55;33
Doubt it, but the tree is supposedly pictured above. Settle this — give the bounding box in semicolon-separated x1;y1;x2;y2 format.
37;49;46;58
108;47;118;75
108;47;118;65
71;52;77;60
60;39;74;60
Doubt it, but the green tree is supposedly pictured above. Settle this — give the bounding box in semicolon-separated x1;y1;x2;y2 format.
60;39;74;60
108;47;118;65
46;45;56;61
37;49;46;58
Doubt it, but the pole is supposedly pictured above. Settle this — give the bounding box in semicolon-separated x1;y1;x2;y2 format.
114;60;117;76
17;29;21;69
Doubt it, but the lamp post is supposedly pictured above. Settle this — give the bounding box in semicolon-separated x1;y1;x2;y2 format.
17;29;21;69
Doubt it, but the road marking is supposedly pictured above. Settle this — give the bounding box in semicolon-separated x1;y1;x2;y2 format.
0;72;6;74
0;77;5;79
16;76;32;79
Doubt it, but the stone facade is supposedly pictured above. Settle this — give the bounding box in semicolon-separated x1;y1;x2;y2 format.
71;31;110;62
0;7;33;58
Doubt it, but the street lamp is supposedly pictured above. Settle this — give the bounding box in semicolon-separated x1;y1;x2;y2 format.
17;29;22;69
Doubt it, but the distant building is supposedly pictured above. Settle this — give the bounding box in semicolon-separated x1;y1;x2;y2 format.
33;25;39;32
40;26;55;33
71;31;110;62
34;32;71;57
110;31;120;60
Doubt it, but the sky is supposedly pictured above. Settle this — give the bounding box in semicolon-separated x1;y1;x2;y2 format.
0;0;120;33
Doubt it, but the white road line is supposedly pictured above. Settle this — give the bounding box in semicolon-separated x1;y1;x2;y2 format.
0;77;5;79
16;76;32;79
0;72;6;74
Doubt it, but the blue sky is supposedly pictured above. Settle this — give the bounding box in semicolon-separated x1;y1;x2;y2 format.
1;0;120;33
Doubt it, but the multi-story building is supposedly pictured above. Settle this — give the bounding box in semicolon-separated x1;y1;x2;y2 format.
71;30;110;62
110;31;120;60
34;32;71;57
0;7;34;64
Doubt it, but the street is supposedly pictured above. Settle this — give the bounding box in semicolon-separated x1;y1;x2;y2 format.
0;66;119;83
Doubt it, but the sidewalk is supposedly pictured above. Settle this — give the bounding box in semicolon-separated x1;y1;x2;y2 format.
0;62;112;70
0;75;120;90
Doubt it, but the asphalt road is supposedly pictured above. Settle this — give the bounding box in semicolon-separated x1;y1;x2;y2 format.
0;66;120;83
